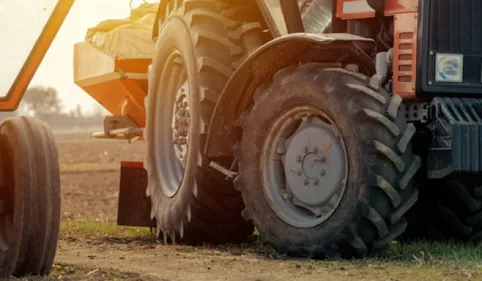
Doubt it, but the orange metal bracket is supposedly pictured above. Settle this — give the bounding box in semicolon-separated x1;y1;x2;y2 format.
0;0;75;111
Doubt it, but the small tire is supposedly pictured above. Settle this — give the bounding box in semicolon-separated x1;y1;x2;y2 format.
0;117;60;277
144;0;264;244
236;64;421;257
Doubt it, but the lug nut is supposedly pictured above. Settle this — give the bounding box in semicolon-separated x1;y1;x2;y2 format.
304;146;309;153
296;170;302;176
313;179;319;186
296;156;302;163
304;179;309;186
320;169;326;176
320;156;326;163
276;142;286;155
282;193;291;201
313;147;318;153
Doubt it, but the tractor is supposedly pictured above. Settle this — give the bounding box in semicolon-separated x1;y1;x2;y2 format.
1;0;482;277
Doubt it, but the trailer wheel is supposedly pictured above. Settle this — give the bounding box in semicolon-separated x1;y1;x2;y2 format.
236;64;421;257
144;1;264;244
404;177;482;242
0;117;60;277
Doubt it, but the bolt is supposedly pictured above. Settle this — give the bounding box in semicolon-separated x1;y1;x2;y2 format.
320;169;326;176
296;170;302;176
304;179;309;186
313;179;319;186
173;139;187;145
296;155;302;163
282;193;291;201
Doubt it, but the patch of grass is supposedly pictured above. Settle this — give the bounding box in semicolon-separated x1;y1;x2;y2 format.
60;163;119;173
60;219;482;269
60;219;152;240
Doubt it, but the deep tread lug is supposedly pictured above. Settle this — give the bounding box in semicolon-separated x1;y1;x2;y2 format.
398;156;421;191
439;205;472;236
390;190;418;224
368;74;383;91
387;95;402;120
197;56;233;78
346;84;386;105
373;141;405;172
373;218;407;249
364;205;389;237
347;227;368;254
362;109;400;136
373;174;401;208
447;181;482;212
397;124;416;154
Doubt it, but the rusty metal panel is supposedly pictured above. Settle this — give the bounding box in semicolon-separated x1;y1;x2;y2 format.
393;12;418;101
117;161;156;227
384;0;418;16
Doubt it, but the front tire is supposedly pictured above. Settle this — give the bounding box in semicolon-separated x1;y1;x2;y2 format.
236;64;421;257
0;117;60;277
404;177;482;242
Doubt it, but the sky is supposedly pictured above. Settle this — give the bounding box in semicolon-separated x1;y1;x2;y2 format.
0;0;149;115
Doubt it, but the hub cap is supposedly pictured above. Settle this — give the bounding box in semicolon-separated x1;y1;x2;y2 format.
261;106;348;228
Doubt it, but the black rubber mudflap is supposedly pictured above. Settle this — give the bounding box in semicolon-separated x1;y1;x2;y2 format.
117;161;156;227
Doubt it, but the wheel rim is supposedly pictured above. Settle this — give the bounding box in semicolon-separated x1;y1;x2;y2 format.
261;105;348;228
154;50;190;198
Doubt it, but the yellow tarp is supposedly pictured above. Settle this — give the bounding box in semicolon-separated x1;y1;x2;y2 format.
85;3;158;60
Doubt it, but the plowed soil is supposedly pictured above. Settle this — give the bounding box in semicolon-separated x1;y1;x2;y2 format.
13;129;482;281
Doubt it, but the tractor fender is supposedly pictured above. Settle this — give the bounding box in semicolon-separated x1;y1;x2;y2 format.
204;33;375;158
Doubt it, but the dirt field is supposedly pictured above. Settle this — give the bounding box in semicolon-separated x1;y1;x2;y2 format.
12;129;482;281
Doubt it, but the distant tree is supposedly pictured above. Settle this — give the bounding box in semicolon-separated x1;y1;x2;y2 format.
76;104;82;118
20;85;62;117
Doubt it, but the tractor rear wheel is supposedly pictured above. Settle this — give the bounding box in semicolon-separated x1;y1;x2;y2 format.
404;177;482;242
0;117;60;277
236;64;421;257
144;0;264;244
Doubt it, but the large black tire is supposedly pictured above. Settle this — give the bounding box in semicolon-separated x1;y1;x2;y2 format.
144;0;264;244
404;177;482;242
236;64;421;258
0;117;60;277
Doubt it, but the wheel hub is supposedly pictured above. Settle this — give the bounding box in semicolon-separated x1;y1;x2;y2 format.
283;117;346;209
172;81;190;165
262;107;348;228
